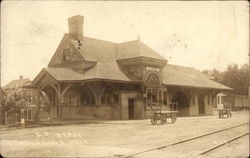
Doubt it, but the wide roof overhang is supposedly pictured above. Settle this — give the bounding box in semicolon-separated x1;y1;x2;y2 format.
32;65;232;91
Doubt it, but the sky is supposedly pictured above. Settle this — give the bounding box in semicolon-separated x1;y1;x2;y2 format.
1;1;249;86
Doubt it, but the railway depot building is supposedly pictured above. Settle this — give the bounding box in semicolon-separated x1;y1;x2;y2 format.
32;15;231;120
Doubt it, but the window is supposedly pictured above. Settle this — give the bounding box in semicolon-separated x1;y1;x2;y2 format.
146;73;160;87
80;86;95;105
101;90;119;104
62;49;70;61
147;88;158;103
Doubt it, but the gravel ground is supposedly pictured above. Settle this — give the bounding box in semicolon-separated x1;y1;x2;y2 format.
0;111;248;157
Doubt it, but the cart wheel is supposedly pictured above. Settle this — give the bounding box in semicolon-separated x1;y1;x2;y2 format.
171;114;177;123
151;115;158;125
161;116;167;125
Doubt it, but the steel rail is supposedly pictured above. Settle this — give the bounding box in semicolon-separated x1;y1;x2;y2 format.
121;122;248;158
187;132;249;158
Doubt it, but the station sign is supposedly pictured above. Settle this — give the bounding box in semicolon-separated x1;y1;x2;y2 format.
146;66;160;72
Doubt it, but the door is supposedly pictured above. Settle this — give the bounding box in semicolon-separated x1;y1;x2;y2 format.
198;94;205;114
128;98;135;119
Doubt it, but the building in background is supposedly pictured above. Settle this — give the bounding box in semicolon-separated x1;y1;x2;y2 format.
4;76;48;123
217;92;249;111
32;15;231;121
0;87;7;124
4;76;31;94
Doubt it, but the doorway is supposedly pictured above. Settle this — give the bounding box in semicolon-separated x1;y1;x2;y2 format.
171;91;189;116
128;98;135;119
43;86;58;120
198;94;205;114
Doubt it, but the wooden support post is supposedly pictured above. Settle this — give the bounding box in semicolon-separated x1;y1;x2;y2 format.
161;88;164;106
85;84;98;105
56;83;62;121
97;86;106;105
157;89;159;106
145;87;148;108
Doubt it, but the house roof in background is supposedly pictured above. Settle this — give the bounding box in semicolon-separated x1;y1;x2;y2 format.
0;87;6;95
4;78;31;90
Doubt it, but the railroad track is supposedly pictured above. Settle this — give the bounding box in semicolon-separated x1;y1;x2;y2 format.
188;132;249;158
121;123;249;158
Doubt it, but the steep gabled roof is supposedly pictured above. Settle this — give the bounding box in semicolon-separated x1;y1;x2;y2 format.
116;40;166;61
70;35;116;62
70;36;166;62
68;35;130;81
48;34;86;66
34;32;230;90
162;64;231;90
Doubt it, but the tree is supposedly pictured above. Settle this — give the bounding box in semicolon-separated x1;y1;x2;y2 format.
6;89;31;111
202;63;249;95
202;69;224;83
6;89;31;122
222;64;249;95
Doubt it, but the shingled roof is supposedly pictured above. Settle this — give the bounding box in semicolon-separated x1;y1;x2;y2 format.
34;28;230;90
116;40;166;60
70;35;116;62
69;35;166;62
43;65;130;82
39;63;230;90
46;67;85;81
162;64;231;90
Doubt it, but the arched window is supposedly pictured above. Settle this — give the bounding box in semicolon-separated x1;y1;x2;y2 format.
145;73;161;108
145;73;160;87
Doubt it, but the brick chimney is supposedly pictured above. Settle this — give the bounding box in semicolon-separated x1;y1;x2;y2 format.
68;15;84;41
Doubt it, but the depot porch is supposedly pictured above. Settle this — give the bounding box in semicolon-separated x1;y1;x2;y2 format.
34;82;218;121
